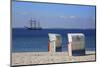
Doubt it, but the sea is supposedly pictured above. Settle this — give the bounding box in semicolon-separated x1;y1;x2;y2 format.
12;28;96;52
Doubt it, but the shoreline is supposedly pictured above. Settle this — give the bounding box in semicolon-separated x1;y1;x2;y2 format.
11;51;96;66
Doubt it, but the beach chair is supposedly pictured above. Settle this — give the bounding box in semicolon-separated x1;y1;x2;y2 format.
48;33;62;52
68;33;85;56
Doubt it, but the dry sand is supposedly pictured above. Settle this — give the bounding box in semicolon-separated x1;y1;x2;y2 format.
11;51;96;66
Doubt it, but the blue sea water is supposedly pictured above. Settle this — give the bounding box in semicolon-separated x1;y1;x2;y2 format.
12;28;96;52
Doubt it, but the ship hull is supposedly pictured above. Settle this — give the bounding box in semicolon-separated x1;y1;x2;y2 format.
25;27;42;30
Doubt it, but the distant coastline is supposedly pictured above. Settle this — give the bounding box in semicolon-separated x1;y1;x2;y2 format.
12;27;96;30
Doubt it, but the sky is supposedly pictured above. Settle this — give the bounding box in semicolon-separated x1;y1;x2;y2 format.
12;1;96;29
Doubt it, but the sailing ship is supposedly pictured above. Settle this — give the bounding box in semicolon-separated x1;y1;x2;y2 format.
25;18;42;30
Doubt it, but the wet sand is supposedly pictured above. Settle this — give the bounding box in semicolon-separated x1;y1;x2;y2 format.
11;51;96;66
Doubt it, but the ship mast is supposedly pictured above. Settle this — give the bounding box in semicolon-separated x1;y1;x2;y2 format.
34;20;36;29
30;19;33;28
30;18;37;28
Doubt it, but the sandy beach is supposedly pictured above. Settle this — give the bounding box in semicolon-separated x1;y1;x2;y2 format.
11;51;96;66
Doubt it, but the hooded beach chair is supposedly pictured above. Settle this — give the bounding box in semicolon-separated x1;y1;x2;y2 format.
68;33;85;56
48;33;62;52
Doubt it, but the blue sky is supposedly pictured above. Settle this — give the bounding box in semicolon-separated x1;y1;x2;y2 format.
12;1;96;29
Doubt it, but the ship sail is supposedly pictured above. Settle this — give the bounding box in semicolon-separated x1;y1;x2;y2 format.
25;18;42;30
